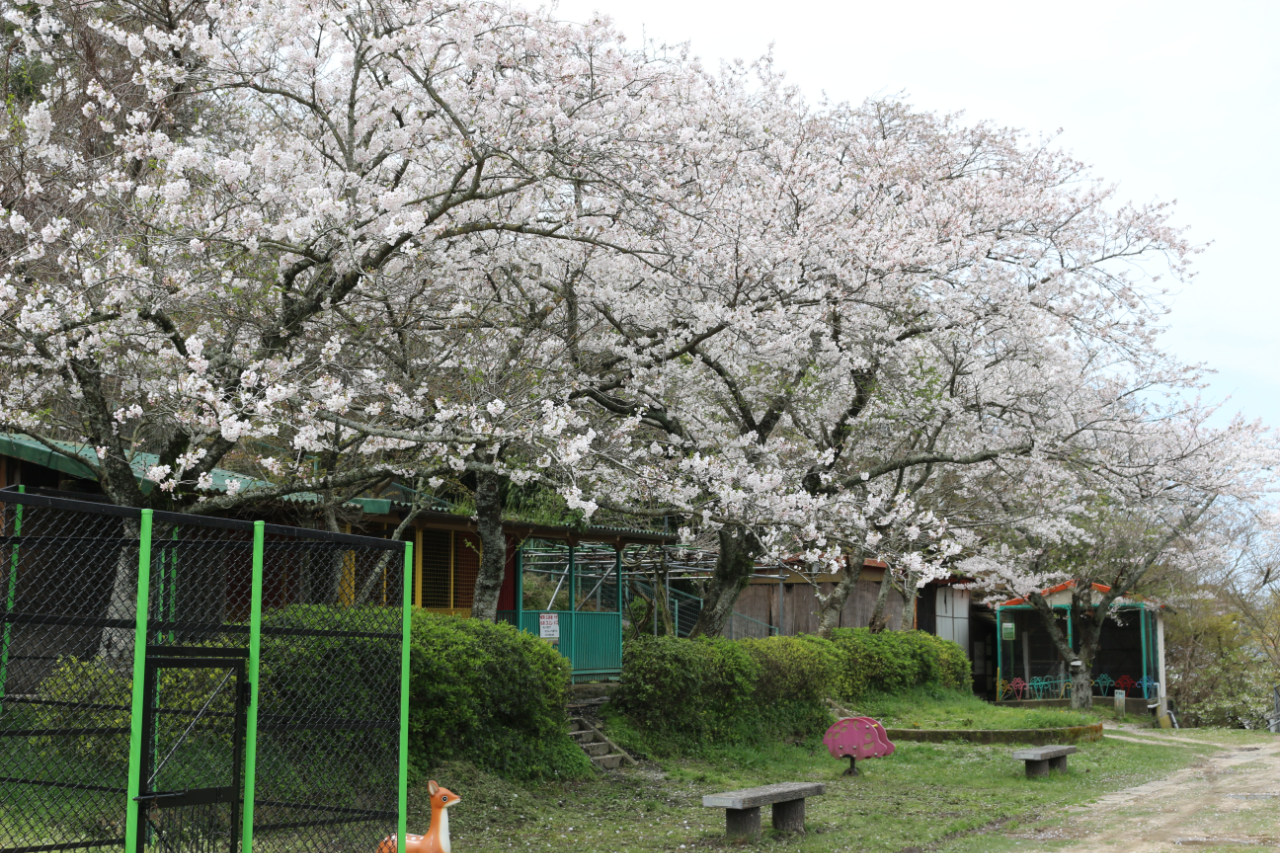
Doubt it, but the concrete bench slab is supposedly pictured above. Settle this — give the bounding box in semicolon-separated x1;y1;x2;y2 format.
702;783;825;838
1012;744;1078;777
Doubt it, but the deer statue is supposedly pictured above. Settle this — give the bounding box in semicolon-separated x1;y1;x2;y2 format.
377;781;460;853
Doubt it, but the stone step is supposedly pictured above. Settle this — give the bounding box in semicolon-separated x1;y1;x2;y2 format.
591;754;623;771
570;729;597;743
583;741;611;757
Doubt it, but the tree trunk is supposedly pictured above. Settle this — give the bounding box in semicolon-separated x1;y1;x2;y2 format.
867;570;895;633
688;524;760;638
322;505;347;603
1028;583;1106;710
470;468;507;622
1070;658;1094;709
98;517;141;660
898;571;919;630
816;551;865;639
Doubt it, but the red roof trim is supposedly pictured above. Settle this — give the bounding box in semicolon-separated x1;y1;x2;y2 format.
1000;580;1111;608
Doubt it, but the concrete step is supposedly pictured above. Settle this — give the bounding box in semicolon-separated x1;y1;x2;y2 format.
569;715;635;772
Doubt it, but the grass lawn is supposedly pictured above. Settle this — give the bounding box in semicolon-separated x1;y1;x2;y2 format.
854;688;1100;730
414;729;1221;852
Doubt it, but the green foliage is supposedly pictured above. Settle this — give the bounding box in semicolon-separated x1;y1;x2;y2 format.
739;635;840;736
408;611;593;781
827;628;972;698
32;656;133;768
33;654;232;770
1166;609;1278;728
255;605;400;786
611;635;767;752
612;630;973;754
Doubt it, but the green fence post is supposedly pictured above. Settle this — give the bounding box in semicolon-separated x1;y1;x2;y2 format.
242;521;265;853
124;509;154;853
0;485;24;703
399;542;413;853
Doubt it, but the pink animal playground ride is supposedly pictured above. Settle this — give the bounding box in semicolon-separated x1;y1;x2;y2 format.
823;717;895;776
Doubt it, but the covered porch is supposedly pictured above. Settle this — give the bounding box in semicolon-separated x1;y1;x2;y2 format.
996;582;1169;707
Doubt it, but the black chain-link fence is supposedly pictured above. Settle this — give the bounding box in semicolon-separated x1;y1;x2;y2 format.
0;490;409;853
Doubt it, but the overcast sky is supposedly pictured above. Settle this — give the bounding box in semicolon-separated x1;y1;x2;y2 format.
545;0;1280;430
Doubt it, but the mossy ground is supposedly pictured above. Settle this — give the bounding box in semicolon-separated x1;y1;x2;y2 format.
855;687;1100;730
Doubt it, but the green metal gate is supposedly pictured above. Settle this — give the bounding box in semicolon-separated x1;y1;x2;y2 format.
0;490;412;853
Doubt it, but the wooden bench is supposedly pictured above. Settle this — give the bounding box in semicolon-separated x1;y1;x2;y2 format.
1012;745;1077;777
702;782;825;839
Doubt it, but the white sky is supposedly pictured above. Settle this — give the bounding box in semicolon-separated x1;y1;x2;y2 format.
545;0;1280;430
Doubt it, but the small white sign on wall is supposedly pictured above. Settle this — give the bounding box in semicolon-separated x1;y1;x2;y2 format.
539;612;560;640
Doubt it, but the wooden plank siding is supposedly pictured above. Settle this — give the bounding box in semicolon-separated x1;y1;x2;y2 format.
734;577;908;635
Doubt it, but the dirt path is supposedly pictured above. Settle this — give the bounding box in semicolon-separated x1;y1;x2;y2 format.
1008;730;1280;851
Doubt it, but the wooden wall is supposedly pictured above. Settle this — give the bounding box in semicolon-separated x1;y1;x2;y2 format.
734;579;907;635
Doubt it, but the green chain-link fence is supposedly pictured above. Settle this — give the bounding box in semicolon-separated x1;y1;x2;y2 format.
0;489;411;853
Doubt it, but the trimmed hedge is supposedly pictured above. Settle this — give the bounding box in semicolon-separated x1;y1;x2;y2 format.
827;627;971;697
611;629;971;752
408;611;592;781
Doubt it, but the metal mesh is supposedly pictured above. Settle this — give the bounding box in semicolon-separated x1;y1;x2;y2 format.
248;524;403;853
0;492;141;853
0;491;407;853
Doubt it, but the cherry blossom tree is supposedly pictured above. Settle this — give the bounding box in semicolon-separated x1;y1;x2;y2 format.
958;411;1278;708
0;0;701;634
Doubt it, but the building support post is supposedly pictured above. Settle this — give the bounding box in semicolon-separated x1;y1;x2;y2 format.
1140;607;1150;701
567;543;576;677
615;547;623;663
1155;608;1168;718
995;606;1002;699
515;544;524;632
778;573;786;636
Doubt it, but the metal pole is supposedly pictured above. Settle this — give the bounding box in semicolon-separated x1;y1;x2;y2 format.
567;543;576;677
0;485;24;702
124;509;154;853
778;573;785;636
1155;608;1168;716
615;548;623;664
241;521;266;853
1140;607;1149;700
995;606;1002;697
665;572;671;637
515;544;524;632
398;542;412;853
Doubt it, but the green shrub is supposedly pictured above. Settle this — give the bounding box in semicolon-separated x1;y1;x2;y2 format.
34;653;234;772
255;605;400;790
613;629;972;752
613;635;827;753
827;628;972;699
408;611;592;781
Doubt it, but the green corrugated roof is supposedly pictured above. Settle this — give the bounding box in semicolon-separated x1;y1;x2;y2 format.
0;433;675;542
0;433;392;513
